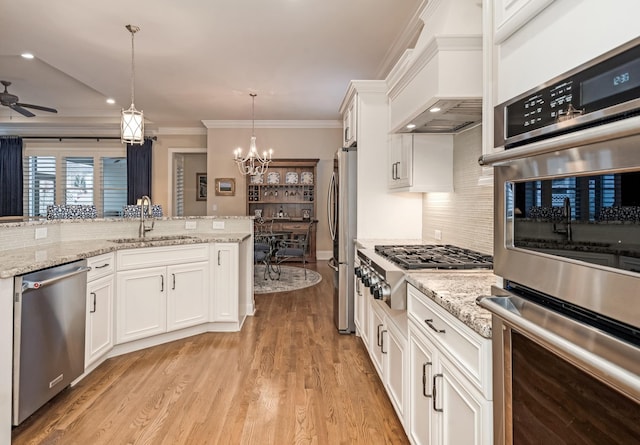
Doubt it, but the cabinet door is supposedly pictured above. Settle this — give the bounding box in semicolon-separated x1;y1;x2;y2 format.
438;355;492;445
116;266;167;344
388;134;412;188
354;266;368;343
368;301;386;377
211;243;239;322
85;274;114;367
409;325;437;445
386;320;406;424
167;261;209;331
343;97;357;147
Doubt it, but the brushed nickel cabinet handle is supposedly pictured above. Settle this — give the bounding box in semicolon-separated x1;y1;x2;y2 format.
422;362;433;398
160;275;164;292
90;292;97;313
433;373;443;412
381;330;388;354
425;319;446;334
172;273;176;290
377;323;384;347
95;263;110;269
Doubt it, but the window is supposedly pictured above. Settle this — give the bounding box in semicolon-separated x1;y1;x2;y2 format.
23;143;127;218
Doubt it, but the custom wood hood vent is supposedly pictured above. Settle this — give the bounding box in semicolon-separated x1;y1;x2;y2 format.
399;98;483;134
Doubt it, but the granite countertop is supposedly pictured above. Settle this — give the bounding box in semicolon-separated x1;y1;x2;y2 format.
405;270;497;339
0;233;251;278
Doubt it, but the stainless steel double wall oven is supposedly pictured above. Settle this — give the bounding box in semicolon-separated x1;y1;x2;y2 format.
479;37;640;444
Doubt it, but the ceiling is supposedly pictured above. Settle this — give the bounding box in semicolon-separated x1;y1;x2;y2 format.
0;0;424;134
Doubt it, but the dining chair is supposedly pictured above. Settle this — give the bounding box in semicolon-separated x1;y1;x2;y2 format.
273;222;312;279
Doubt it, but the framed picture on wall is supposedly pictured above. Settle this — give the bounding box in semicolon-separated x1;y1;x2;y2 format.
215;177;235;196
196;173;207;201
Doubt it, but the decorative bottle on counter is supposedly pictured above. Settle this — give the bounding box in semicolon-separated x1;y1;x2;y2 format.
278;206;284;218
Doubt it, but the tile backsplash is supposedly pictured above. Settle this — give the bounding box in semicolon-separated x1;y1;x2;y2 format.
421;125;493;255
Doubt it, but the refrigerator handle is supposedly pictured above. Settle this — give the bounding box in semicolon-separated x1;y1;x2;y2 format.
327;172;337;241
328;257;339;272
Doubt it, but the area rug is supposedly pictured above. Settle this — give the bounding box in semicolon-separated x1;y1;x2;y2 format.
254;265;322;294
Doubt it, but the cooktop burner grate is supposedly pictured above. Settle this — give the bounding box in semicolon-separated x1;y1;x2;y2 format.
374;244;493;270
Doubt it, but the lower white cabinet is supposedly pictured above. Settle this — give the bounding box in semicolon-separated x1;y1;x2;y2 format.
210;243;239;322
116;266;168;343
367;299;408;426
85;253;115;368
407;284;492;445
116;245;211;344
85;274;114;368
167;262;209;331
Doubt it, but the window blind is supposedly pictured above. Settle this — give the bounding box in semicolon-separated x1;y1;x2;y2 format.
23;155;56;217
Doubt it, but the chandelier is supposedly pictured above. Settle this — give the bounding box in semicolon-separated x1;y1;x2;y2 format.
121;24;144;145
234;93;273;176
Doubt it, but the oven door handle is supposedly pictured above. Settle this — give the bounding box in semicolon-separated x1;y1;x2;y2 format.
477;294;640;403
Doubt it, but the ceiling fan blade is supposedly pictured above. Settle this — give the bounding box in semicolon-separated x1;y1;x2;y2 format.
9;104;36;117
16;102;58;114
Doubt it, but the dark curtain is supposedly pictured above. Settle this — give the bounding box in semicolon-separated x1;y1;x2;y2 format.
127;138;153;204
0;136;24;217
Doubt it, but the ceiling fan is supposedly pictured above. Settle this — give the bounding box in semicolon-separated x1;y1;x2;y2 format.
0;80;58;117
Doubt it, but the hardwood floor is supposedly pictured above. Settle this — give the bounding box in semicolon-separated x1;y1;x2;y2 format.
12;262;409;445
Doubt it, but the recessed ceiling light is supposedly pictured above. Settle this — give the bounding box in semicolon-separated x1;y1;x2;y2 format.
406;124;417;129
21;53;34;59
106;98;116;105
429;107;441;113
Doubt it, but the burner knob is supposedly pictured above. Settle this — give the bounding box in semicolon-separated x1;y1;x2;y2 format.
368;273;380;289
372;283;383;299
378;282;391;300
354;266;363;278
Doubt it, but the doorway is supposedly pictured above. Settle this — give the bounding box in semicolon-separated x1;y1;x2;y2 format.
168;148;207;216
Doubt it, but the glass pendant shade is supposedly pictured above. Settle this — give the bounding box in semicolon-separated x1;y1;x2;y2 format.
121;105;144;144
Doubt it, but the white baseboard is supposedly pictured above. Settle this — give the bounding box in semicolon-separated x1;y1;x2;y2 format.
316;250;332;261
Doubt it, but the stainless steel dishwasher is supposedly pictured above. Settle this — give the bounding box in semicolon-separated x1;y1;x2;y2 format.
13;259;90;425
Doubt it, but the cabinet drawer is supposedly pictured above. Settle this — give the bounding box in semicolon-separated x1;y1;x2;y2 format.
117;244;209;271
87;252;115;281
407;284;492;398
280;222;309;231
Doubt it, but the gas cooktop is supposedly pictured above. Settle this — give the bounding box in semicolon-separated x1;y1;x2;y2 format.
374;244;493;270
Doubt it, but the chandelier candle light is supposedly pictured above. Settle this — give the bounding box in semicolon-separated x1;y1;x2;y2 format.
121;24;144;145
234;93;273;176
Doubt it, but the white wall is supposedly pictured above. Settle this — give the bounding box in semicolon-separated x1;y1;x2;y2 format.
422;125;493;254
205;126;341;253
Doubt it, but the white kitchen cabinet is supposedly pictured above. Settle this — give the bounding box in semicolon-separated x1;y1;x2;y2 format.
167;262;209;331
387;134;454;192
85;253;115;368
407;284;492;445
343;95;357;147
85;275;114;368
211;243;239;322
367;300;408;426
116;266;167;343
116;245;210;344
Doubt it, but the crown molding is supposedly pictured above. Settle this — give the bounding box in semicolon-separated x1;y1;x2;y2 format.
201;120;341;129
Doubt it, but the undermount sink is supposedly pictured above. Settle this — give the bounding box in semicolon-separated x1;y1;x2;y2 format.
108;235;198;243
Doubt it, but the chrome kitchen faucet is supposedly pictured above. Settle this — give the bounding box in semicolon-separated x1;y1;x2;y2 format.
139;195;155;237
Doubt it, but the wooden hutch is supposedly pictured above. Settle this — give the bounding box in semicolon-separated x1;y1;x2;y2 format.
246;159;319;261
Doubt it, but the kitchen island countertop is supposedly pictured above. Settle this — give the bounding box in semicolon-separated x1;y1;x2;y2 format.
0;233;251;278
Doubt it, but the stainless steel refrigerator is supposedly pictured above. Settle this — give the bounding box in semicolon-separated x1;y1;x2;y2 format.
328;147;357;333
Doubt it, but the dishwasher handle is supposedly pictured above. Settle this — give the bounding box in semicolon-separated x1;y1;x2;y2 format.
22;266;91;291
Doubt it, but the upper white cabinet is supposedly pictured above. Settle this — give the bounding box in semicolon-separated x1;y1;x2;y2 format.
493;0;555;44
343;96;357;147
387;134;454;192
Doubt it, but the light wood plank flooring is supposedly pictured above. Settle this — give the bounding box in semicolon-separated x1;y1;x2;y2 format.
12;261;409;445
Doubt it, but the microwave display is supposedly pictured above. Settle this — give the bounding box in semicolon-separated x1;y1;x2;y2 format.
508;171;640;272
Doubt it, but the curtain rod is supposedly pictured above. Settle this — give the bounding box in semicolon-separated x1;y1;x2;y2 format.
20;136;157;141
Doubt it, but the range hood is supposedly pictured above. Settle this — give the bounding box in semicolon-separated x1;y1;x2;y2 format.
398;98;482;134
387;0;483;135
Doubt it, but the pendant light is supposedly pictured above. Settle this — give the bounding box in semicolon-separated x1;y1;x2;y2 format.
121;24;144;144
233;93;273;176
